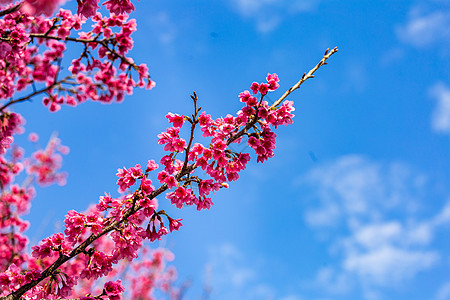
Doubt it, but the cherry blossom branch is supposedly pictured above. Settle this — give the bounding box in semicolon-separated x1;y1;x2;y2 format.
29;33;98;44
0;2;23;17
0;76;74;112
182;92;200;171
29;33;141;73
227;47;338;146
270;47;338;109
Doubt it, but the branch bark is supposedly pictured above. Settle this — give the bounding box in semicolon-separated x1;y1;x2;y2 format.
0;2;23;17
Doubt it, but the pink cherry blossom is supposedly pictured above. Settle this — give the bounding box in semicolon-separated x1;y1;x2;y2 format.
250;82;259;94
103;0;134;15
104;279;125;299
166;112;184;128
76;0;99;18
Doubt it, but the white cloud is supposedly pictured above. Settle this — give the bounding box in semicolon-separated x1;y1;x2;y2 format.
206;243;299;299
231;0;277;15
299;155;449;299
300;155;426;228
433;201;450;225
436;281;450;300
343;245;438;285
304;202;340;227
430;83;450;133
256;16;281;34
208;243;256;289
352;222;403;249
396;9;450;48
280;296;303;300
313;267;353;295
229;0;324;33
145;11;177;45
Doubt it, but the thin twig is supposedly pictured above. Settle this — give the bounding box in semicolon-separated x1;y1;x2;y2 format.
29;33;140;72
270;47;338;109
226;47;338;146
0;2;23;17
182;92;199;171
0;76;73;112
29;33;98;44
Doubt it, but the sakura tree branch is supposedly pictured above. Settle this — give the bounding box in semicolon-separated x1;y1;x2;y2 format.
0;76;74;112
226;47;337;146
0;2;23;17
29;33;98;44
182;92;200;171
270;47;338;109
29;33;141;73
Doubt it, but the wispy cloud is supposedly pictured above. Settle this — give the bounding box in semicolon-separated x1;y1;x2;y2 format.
206;243;302;300
299;155;427;227
430;83;450;133
228;0;324;33
145;11;177;45
207;243;256;290
207;243;272;299
298;155;450;299
343;246;438;285
396;8;450;48
436;281;450;300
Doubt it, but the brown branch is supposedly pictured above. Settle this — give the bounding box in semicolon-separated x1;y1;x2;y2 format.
0;2;23;17
270;47;338;109
29;33;140;73
0;76;73;112
29;33;98;44
226;47;338;146
182;92;199;171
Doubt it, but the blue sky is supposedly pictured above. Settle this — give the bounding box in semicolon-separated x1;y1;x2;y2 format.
14;0;450;299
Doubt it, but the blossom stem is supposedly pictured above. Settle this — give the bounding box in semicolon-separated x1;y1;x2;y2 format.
0;2;23;17
270;47;338;109
0;76;74;112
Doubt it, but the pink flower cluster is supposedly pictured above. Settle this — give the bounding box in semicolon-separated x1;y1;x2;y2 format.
0;157;35;271
21;0;65;16
0;152;23;188
25;135;69;186
124;248;177;299
0;112;24;155
31;233;72;259
0;264;40;295
116;164;143;192
77;0;135;18
0;7;152;112
71;247;176;299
